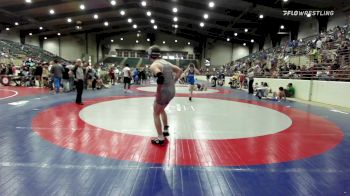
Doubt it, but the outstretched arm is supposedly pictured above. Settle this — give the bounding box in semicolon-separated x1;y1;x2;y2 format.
172;65;183;82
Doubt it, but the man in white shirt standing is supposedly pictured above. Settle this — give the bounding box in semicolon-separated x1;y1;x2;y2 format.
122;64;131;93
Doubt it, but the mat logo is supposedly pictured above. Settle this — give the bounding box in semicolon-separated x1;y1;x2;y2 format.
166;104;196;112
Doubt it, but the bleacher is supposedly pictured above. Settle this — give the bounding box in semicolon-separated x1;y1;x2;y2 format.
179;60;198;68
0;39;66;62
102;57;124;64
124;58;140;67
140;58;152;66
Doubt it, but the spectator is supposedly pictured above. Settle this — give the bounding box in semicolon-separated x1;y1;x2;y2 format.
50;59;64;93
285;83;295;97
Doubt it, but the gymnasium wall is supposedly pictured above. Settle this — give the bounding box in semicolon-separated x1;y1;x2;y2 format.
207;41;249;66
0;30;20;43
327;12;349;30
196;75;350;108
25;35;40;47
297;18;319;39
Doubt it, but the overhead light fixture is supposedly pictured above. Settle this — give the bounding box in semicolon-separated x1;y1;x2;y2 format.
234;32;238;36
76;25;82;30
80;4;85;10
173;17;178;22
136;40;139;43
6;28;10;31
147;38;150;42
283;0;288;2
133;24;138;29
153;25;158;29
200;22;205;27
120;37;124;40
146;11;152;16
57;32;61;36
307;13;311;17
67;18;72;23
227;38;230;42
243;43;246;46
39;26;43;30
137;33;140;37
251;39;254;43
49;9;55;15
128;18;133;23
172;7;178;13
15;22;19;26
141;1;147;7
44;37;47;40
111;0;117;6
280;25;285;29
163;41;165;44
174;24;178;28
244;28;248;32
175;40;178;43
111;39;114;43
25;0;32;3
188;42;191;45
104;21;109;26
29;32;32;36
120;10;125;16
203;14;209;19
150;19;155;24
209;1;215;8
259;14;264;19
93;14;99;19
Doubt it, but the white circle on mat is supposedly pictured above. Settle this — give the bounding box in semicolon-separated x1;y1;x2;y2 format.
136;86;219;94
79;97;292;140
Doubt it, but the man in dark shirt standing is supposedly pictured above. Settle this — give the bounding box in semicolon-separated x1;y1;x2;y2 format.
50;59;64;93
34;63;43;87
73;59;85;105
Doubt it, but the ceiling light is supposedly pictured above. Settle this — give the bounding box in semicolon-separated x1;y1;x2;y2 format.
44;37;47;40
174;24;178;28
93;14;99;19
39;26;43;30
234;32;238;36
25;0;32;3
147;38;150;42
244;28;248;32
128;18;133;23
57;33;61;36
146;11;152;16
175;40;178;43
104;21;109;26
251;39;254;43
133;24;137;29
49;9;55;15
203;14;209;19
111;39;114;43
111;0;117;6
120;37;124;40
29;33;32;36
188;42;191;45
209;1;215;8
6;28;10;31
259;14;264;19
200;22;205;27
307;13;311;17
243;43;246;46
227;38;230;42
150;19;155;24
172;7;178;13
280;25;285;29
76;26;82;30
67;18;72;23
154;25;158;29
163;41;165;44
120;10;125;16
136;40;139;43
283;0;288;2
80;4;85;10
15;22;19;26
141;1;147;6
173;17;178;22
137;33;140;37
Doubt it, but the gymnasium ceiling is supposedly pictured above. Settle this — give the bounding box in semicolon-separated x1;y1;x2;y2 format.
0;0;348;44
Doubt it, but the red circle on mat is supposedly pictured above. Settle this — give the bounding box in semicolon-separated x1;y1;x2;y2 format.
130;85;231;95
0;89;17;100
31;96;344;166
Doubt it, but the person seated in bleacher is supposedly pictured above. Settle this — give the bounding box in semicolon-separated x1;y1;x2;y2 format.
285;83;295;98
255;82;269;99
